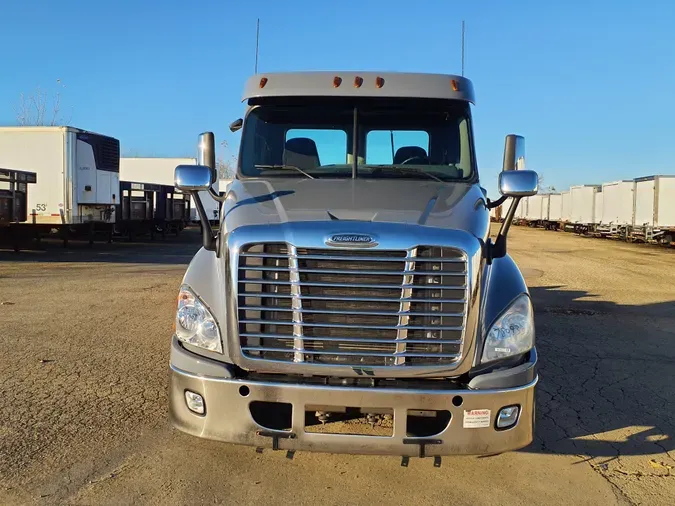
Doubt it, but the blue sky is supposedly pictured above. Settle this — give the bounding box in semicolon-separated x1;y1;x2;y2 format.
1;0;674;196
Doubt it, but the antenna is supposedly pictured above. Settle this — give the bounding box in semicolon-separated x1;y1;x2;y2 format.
461;20;465;76
255;18;260;74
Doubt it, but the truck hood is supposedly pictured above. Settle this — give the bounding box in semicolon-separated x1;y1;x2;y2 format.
221;178;490;240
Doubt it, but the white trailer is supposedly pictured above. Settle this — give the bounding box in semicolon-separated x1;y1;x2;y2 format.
570;185;601;227
514;195;528;221
524;194;545;221
0;126;119;225
593;190;603;225
561;191;572;222
632;175;675;243
548;193;563;222
120;157;220;223
600;180;635;226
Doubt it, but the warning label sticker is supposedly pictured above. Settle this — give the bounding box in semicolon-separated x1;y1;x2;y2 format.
463;409;491;428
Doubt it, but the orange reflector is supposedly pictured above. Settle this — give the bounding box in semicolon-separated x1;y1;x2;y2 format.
333;76;342;87
375;76;385;88
259;77;268;88
451;79;459;91
354;76;363;88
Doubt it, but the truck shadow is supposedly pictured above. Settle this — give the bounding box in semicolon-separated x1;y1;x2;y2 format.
523;285;675;460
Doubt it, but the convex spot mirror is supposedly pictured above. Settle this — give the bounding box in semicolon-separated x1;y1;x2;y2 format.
499;170;539;197
174;164;216;192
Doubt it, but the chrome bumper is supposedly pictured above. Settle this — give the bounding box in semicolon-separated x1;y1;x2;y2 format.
169;348;537;456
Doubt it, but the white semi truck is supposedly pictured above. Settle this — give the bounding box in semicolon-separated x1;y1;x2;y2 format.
168;71;540;459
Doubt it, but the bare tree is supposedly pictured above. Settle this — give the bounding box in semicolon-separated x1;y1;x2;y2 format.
15;80;70;126
537;173;556;194
218;139;237;179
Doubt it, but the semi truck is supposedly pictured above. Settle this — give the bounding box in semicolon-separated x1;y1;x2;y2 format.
168;71;539;458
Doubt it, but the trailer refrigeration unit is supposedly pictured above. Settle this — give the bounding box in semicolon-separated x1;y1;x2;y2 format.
545;193;562;229
167;71;541;460
631;175;675;244
120;157;219;224
0;126;120;243
598;180;635;238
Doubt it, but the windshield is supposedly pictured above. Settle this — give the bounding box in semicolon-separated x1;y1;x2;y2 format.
239;97;475;181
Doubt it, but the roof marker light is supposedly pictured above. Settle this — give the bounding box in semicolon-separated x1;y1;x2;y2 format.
451;79;459;91
375;76;385;88
354;76;363;88
333;76;342;88
259;77;268;88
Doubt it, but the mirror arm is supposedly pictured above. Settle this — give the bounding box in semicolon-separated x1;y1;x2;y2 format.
488;196;522;262
208;187;228;202
486;195;508;209
189;191;216;251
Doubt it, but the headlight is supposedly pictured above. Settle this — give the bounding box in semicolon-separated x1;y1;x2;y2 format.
481;294;534;363
175;285;222;353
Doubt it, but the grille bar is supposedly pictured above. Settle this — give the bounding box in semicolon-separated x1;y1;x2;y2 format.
241;347;462;359
243;266;465;276
239;306;464;317
240;279;466;290
241;253;464;263
239;320;465;331
237;243;469;367
240;292;467;304
240;333;463;344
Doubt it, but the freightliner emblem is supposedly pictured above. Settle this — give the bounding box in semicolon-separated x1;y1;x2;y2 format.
325;233;378;248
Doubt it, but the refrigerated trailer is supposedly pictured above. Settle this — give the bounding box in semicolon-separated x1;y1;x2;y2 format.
631;175;675;244
0;127;120;225
120;158;219;224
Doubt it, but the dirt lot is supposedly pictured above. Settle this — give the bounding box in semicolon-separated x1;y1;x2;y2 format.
0;226;673;505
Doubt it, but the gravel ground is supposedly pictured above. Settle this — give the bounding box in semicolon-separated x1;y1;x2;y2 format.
0;226;673;505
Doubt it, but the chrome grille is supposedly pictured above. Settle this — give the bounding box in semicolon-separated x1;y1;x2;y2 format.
237;243;468;367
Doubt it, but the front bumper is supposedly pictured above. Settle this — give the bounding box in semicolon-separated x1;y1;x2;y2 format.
169;344;537;456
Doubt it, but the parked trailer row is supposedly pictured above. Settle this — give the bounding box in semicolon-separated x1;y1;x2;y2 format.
120;157;220;224
515;174;675;245
0;127;193;250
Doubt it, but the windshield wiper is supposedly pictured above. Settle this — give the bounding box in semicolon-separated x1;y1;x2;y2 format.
254;164;315;179
367;165;445;183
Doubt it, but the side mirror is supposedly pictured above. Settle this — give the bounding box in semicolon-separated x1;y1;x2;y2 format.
174;164;215;192
499;170;539;197
230;118;243;132
502;134;526;171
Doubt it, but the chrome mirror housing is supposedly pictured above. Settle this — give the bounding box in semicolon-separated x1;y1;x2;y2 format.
174;164;215;192
499;170;539;197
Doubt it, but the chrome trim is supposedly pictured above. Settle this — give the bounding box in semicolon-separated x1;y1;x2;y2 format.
227;222;483;379
288;244;304;363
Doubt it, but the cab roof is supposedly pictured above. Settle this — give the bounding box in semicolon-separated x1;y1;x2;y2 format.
242;71;475;104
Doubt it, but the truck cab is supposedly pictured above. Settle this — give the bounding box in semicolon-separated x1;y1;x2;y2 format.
169;72;539;457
